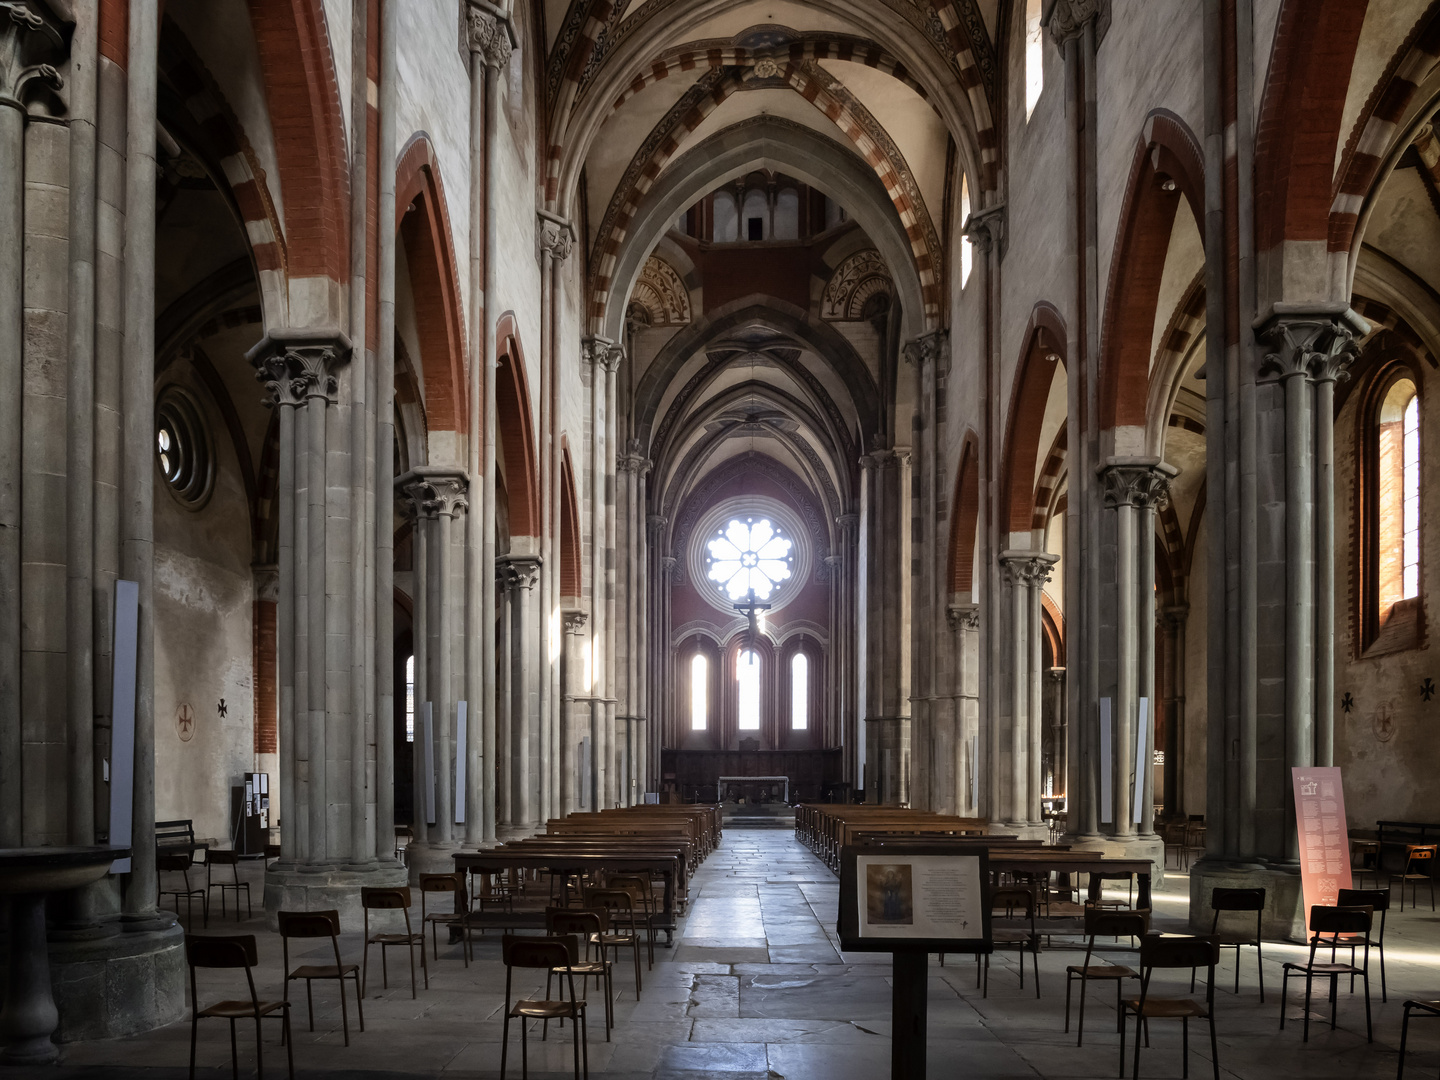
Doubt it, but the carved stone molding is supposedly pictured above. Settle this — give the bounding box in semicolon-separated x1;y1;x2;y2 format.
562;609;589;635
821;249;892;321
632;255;691;326
0;0;68;111
1255;305;1368;385
860;448;910;472
999;550;1059;589
499;554;541;591
464;1;514;67
902;329;950;375
618;451;651;476
647;514;666;532
248;330;351;409
397;467;469;519
538;211;575;263
947;603;980;632
1097;457;1176;511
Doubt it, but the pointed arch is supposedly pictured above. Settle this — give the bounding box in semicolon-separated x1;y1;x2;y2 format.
1099;112;1205;432
396;135;468;433
247;0;350;286
560;440;583;599
496;313;540;538
947;430;981;596
1002;303;1066;535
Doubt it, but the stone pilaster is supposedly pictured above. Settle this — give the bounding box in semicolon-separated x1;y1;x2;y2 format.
946;604;981;816
561;609;588;813
860;450;910;804
998;552;1058;830
500;554;541;832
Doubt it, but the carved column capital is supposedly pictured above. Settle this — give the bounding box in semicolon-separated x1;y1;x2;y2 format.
947;603;980;631
247;329;351;408
464;1;515;67
562;609;589;635
999;550;1059;588
646;514;667;532
1254;304;1368;384
1045;0;1107;48
582;335;623;373
835;512;859;538
962;204;1005;255
618;452;651;476
538;211;574;263
0;1;68;112
902;329;950;375
1097;457;1177;511
396;466;470;519
252;565;280;604
499;554;542;591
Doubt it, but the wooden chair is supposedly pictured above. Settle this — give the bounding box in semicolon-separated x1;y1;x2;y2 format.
361;886;426;998
277;909;363;1045
392;825;413;861
1280;905;1373;1043
1336;887;1390;1003
186;934;292;1080
500;934;589;1080
1091;871;1135;910
985;886;1040;999
1350;839;1381;888
584;888;644;998
1163;822;1189;872
546;907;614;1039
1208;887;1265;999
1120;934;1220;1080
1398;999;1440;1080
205;850;252;922
1065;907;1145;1046
419;873;468;966
604;874;657;969
1391;845;1437;912
159;851;208;927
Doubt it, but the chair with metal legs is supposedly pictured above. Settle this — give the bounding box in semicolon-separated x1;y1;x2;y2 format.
546;907;614;1040
361;886;426;998
500;935;588;1080
1336;887;1390;1003
186;934;293;1080
1065;907;1145;1046
1208;887;1265;1000
1398;999;1440;1080
277;909;364;1046
1120;934;1220;1080
1280;905;1373;1044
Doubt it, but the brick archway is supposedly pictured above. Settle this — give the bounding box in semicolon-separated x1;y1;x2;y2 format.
396;136;468;434
1002;303;1067;536
496;314;540;538
559;441;582;600
946;430;981;598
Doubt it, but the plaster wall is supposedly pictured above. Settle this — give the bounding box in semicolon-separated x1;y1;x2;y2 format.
1332;379;1440;827
152;369;258;847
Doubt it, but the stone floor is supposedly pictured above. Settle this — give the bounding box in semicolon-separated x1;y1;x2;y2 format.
22;829;1440;1078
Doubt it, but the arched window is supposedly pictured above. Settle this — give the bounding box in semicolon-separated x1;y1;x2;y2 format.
737;650;761;730
742;188;769;241
1379;378;1421;612
791;652;808;730
690;654;708;730
1363;370;1423;654
1025;0;1044;120
959;173;973;288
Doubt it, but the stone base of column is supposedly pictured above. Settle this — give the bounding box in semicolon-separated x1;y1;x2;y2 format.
263;862;408;932
1057;834;1166;886
1188;859;1305;941
994;822;1051;841
37;919;186;1043
496;824;539;842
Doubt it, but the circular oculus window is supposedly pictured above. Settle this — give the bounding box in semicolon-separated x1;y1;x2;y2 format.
155;386;215;509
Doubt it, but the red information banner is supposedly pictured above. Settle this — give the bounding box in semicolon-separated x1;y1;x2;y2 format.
1292;766;1354;915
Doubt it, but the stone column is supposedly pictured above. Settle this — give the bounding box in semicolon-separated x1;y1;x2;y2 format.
860;449;911;804
407;497;428;833
399;470;466;866
1161;605;1187;818
466;0;515;846
604;355;621;805
561;610;588;814
1255;309;1363;855
947;604;981;815
998;552;1057;829
1046;668;1067;805
1097;458;1172;845
618;445;650;802
834;513;858;785
496;569;513;828
501;555;541;831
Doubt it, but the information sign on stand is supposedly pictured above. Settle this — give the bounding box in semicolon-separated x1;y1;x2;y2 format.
1292;766;1352;913
839;845;991;1079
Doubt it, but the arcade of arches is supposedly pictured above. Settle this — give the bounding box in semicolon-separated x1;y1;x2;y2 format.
6;0;1440;1071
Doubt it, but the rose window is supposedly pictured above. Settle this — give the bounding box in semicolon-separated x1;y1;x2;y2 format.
705;518;794;602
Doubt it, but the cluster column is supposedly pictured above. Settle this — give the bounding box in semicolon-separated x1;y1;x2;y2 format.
860;449;911;804
617;445;651;801
1096;458;1173;843
946;605;982;815
561;609;589;813
997;552;1058;828
500;555;542;832
397;469;468;870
